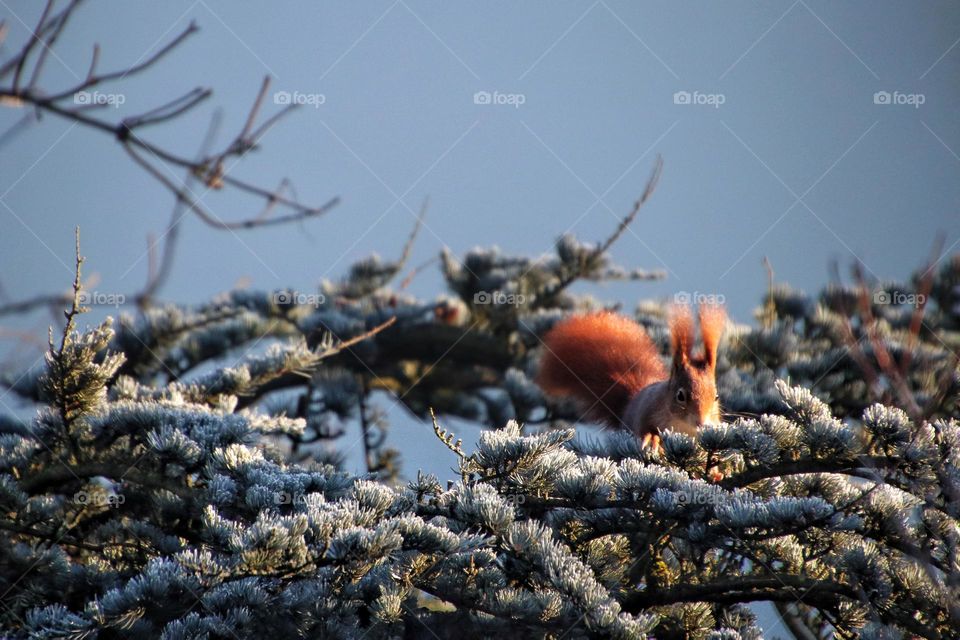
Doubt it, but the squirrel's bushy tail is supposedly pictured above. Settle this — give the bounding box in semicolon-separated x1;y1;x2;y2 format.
537;312;666;427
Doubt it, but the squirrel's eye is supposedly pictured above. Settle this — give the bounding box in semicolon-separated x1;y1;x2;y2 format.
675;388;687;404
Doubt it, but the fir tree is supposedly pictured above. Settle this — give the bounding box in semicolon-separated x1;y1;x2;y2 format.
1;4;958;638
0;230;957;639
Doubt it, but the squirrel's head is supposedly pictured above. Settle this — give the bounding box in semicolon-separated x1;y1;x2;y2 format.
664;303;726;434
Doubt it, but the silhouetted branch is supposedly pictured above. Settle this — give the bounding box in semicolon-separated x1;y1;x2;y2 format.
537;154;664;301
0;3;339;233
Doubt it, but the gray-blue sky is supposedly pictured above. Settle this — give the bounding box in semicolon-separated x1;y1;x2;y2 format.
3;0;959;452
3;3;958;633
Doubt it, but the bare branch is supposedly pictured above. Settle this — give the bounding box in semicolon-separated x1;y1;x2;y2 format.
596;154;663;257
900;233;945;377
0;292;72;317
851;264;923;420
398;197;428;270
539;154;663;300
622;574;856;610
10;0;55;93
0;3;340;264
44;21;200;102
27;0;84;92
84;42;99;81
122;87;212;130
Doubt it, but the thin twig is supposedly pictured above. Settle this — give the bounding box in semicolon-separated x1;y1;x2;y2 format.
0;293;73;317
398;197;428;269
44;21;200;102
596;155;663;257
84;42;99;82
317;316;397;359
0;6;337;233
135;108;222;308
899;233;945;377
238;75;271;142
852;264;922;420
122;87;212;130
540;155;663;300
400;256;439;290
0;0;77;78
26;0;82;91
11;0;54;93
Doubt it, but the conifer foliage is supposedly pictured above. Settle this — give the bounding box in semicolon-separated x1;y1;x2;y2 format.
1;234;958;639
1;4;958;636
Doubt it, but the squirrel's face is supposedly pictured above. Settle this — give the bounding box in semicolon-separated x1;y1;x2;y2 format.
662;302;724;436
665;358;720;436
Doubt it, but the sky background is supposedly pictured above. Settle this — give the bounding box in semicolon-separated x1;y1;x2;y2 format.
2;3;960;632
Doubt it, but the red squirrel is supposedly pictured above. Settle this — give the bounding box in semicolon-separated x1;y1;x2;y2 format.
537;304;725;452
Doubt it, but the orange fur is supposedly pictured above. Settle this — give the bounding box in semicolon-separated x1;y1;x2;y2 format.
670;305;695;367
537;312;666;427
698;303;725;368
538;305;726;440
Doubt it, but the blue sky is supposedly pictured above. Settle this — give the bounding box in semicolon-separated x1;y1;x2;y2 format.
3;3;959;634
3;0;959;463
3;2;958;320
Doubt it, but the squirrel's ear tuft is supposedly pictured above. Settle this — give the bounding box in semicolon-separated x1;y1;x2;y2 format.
698;303;726;369
670;304;694;368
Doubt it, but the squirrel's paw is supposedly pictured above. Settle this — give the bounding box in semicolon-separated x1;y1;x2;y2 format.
640;433;662;456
